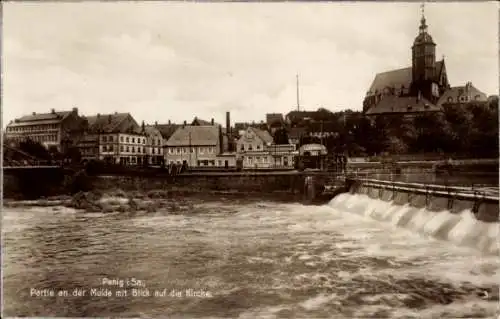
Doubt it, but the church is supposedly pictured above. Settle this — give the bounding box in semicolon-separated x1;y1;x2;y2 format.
363;6;488;118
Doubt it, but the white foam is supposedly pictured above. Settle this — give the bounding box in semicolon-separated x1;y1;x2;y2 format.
328;194;500;255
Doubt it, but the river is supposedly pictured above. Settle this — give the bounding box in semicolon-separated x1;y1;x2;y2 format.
3;193;499;318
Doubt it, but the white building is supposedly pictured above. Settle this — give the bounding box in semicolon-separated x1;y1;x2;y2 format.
144;124;164;165
236;127;296;169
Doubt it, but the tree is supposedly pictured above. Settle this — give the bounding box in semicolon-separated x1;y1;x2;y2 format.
19;139;51;160
64;147;82;163
273;128;290;144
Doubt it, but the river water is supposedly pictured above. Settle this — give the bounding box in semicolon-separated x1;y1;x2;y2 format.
3;193;499;318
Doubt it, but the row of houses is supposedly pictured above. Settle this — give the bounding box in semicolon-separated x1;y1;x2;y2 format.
5;109;320;169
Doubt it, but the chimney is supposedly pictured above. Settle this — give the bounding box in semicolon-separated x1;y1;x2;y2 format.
155;121;158;126
32;112;36;115
183;120;187;126
168;119;171;125
97;113;101;118
211;118;214;125
226;111;231;136
51;108;55;114
72;107;78;114
108;115;112;124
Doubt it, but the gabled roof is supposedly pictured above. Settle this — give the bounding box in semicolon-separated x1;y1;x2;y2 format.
155;123;180;139
365;95;442;116
166;125;219;146
238;127;274;144
144;125;163;136
86;112;138;134
437;83;488;106
367;60;444;95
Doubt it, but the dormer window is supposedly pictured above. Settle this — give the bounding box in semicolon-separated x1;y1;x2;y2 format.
475;95;480;101
447;97;453;103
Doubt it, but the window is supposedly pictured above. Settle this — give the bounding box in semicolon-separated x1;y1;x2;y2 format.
257;145;260;150
102;136;107;142
120;136;124;142
218;160;222;166
132;146;135;153
447;97;453;103
120;145;124;152
126;137;130;143
132;138;135;143
126;146;130;152
190;147;193;153
184;148;188;153
475;95;480;101
240;144;244;151
176;148;181;154
143;139;146;144
248;144;253;151
152;148;155;155
109;136;113;142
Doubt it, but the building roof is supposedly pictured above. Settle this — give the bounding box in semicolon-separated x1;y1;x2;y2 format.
437;83;488;106
144;125;163;136
248;127;274;144
266;113;284;125
154;123;180;139
367;60;444;95
285;110;318;121
299;143;327;155
166;125;219;146
365;95;442;116
8;109;74;127
85;112;138;133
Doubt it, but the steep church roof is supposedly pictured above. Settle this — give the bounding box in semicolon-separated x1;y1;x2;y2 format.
367;60;445;96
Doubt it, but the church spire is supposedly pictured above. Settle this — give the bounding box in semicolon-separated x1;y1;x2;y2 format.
419;3;428;34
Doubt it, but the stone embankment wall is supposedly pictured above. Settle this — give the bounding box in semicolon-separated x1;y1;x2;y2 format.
92;172;318;194
348;179;499;223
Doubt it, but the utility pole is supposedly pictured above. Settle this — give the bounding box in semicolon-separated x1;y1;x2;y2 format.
189;131;192;167
296;74;300;112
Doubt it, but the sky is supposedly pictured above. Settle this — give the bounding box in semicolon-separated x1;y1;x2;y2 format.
3;1;499;127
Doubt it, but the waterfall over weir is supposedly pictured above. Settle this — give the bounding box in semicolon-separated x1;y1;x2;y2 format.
328;192;499;255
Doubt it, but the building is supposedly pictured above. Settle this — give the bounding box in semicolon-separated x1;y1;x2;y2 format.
154;121;180;145
299;144;328;156
5;108;86;152
165;124;223;167
436;82;488;107
236;126;296;169
361;8;488;119
288;127;307;146
80;112;146;165
285;110;318;125
144;124;164;166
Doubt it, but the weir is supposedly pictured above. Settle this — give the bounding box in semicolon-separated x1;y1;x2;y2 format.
323;178;499;254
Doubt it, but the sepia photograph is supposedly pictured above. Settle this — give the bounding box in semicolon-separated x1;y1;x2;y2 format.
2;1;499;318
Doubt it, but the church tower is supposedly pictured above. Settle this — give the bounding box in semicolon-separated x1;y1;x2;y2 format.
411;4;437;101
